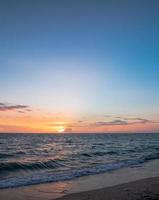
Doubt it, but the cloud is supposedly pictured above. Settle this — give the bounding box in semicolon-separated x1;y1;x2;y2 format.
104;115;154;123
0;102;31;112
104;115;112;118
17;110;25;113
91;118;154;127
25;108;32;112
123;117;149;121
77;120;83;123
132;118;153;124
64;127;72;132
93;120;128;126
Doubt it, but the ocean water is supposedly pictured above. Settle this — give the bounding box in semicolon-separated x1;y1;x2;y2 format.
0;133;159;189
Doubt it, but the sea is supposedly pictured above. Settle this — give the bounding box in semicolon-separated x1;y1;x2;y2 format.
0;133;159;189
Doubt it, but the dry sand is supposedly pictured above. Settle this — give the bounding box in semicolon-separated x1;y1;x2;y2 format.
56;177;159;200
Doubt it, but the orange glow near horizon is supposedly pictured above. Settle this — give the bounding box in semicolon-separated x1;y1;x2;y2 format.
0;109;159;133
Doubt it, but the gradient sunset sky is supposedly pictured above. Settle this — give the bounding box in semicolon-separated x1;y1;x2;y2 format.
0;0;159;133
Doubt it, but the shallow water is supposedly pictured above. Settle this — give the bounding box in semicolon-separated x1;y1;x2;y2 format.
0;133;159;189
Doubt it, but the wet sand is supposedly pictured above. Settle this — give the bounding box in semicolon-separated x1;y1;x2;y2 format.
56;177;159;200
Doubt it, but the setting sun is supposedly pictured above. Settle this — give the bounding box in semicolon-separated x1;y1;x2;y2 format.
58;127;65;133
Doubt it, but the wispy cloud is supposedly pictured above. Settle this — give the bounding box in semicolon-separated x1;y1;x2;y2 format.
0;102;32;112
64;127;72;132
93;120;128;126
104;115;112;118
104;115;153;122
77;120;83;123
91;118;155;127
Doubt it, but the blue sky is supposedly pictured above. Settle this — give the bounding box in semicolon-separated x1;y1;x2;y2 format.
0;0;159;132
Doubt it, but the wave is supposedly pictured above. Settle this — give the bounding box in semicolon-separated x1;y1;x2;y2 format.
0;151;119;173
0;159;68;173
81;151;118;157
1;152;159;189
0;153;13;159
0;162;125;189
143;152;159;162
92;151;118;156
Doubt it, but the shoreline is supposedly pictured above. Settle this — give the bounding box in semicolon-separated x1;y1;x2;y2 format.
56;177;159;200
0;159;159;200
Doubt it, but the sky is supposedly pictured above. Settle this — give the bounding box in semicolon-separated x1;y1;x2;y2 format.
0;0;159;133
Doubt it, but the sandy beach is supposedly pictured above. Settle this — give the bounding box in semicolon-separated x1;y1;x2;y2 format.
1;177;159;200
56;177;159;200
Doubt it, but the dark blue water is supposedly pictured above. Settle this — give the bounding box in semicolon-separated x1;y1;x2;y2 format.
0;133;159;189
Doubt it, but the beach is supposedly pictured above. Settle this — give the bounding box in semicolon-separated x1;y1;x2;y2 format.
1;134;159;200
1;0;159;199
1;159;159;200
1;179;159;200
56;177;159;200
